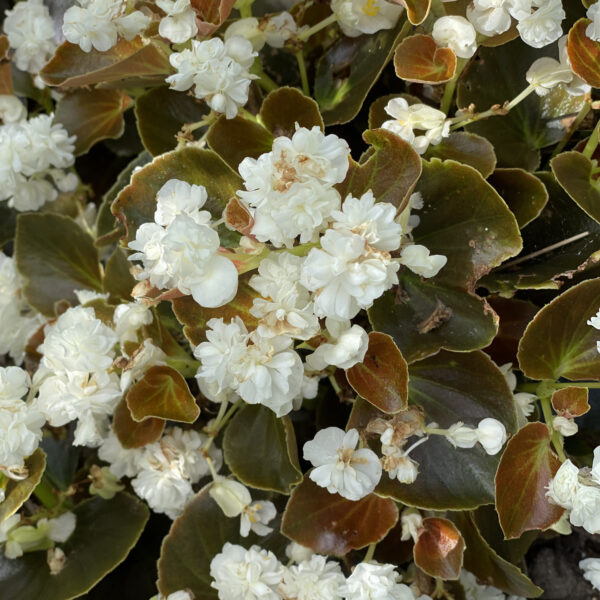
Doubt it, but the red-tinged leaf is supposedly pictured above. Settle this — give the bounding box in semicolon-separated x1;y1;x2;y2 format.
40;39;172;88
413;517;464;580
336;128;421;211
567;18;600;87
551;387;590;418
0;62;12;95
259;87;324;136
281;477;398;556
346;332;408;414
495;422;563;539
113;397;165;449
225;197;254;236
190;0;236;35
394;34;456;84
396;0;431;24
517;278;600;381
126;365;199;423
0;35;8;58
55;89;132;155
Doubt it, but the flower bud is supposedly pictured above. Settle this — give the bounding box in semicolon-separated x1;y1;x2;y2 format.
553;416;578;437
400;508;423;543
475;418;507;455
209;478;251;518
445;422;478;449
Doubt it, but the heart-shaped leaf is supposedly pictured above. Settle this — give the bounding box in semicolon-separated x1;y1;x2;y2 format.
281;476;398;556
15;213;102;316
126;365;199;423
517;278;600;381
551;387;590;418
259;87;324;136
567;18;600;87
425;132;497;178
346;332;408;413
414;517;464;580
223;404;302;493
113;397;165;449
394;34;456;83
495;422;563;539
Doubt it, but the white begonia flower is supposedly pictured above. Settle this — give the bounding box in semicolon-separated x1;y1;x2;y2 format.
225;17;266;51
570;485;600;534
475;418;507;455
263;12;299;48
380;430;428;484
526;57;574;96
0;366;30;405
552;415;578;437
303;427;382;501
0;96;27;124
331;0;404;38
286;542;314;564
546;459;580;510
3;0;57;74
249;253;319;341
75;289;110;305
399;245;447;278
381;97;450;155
339;561;412;600
432;16;478;59
306;319;369;371
157;0;198;43
445;422;479;449
459;570;505;600
467;0;513;36
514;0;564;48
498;363;537;418
98;430;145;479
0;399;44;473
591;446;600;486
210;542;285;600
238;126;349;248
240;500;277;537
158;592;194;600
113;302;153;345
588;308;600;330
154;179;211;228
400;507;423;542
580;557;600;592
166;37;257;119
587;2;600;42
194;317;303;417
0;514;21;556
280;554;346;600
128;223;171;289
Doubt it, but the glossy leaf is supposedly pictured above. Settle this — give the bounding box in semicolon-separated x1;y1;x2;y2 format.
40;39;172;88
551;151;600;223
0;204;16;245
413;517;464;580
223;404;302;493
135;87;208;156
551;387;590;417
103;246;135;302
15;213;102;316
453;511;543;597
281;477;398;556
0;493;149;600
126;365;199;423
517;278;600;381
112;146;242;243
393;34;456;83
259;87;324;136
0;450;45;523
425;132;497;178
55;89;132;155
346;332;409;413
377;351;517;510
495;422;563;538
314;20;408;125
336;128;421;211
113;397;165;449
567;18;600;87
488;169;548;228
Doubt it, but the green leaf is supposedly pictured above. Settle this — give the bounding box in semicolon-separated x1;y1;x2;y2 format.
112;146;242;243
15;213;102;316
0;450;45;523
551;151;600;223
376;351;518;510
517;278;600;381
126;365;199;423
314;20;408;125
495;422;563;538
113;397;165;449
281;476;399;556
346;332;409;414
136;86;209;157
393;34;456;84
336;128;422;211
157;485;287;599
425;132;497;178
369;159;521;363
103;247;135;302
0;493;149;600
223;404;302;493
414;517;464;580
55;89;132;155
0;203;17;245
452;511;543;597
40;39;172;88
488;168;548;228
259;87;324;136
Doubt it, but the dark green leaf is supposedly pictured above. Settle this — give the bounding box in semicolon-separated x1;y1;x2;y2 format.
259;87;324;136
425;132;497;178
103;247;135;302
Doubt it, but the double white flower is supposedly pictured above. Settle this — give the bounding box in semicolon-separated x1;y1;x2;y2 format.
331;0;403;38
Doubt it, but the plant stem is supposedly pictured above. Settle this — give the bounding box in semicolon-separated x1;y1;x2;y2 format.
540;394;566;462
298;13;337;41
203;399;242;452
296;50;310;96
582;119;600;159
440;58;466;116
250;60;279;93
363;542;377;562
550;100;591;159
33;476;59;509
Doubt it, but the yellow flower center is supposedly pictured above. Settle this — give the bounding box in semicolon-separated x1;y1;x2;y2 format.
361;0;380;17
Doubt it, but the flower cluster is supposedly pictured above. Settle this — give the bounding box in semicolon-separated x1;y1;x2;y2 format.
225;13;301;50
157;0;198;44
